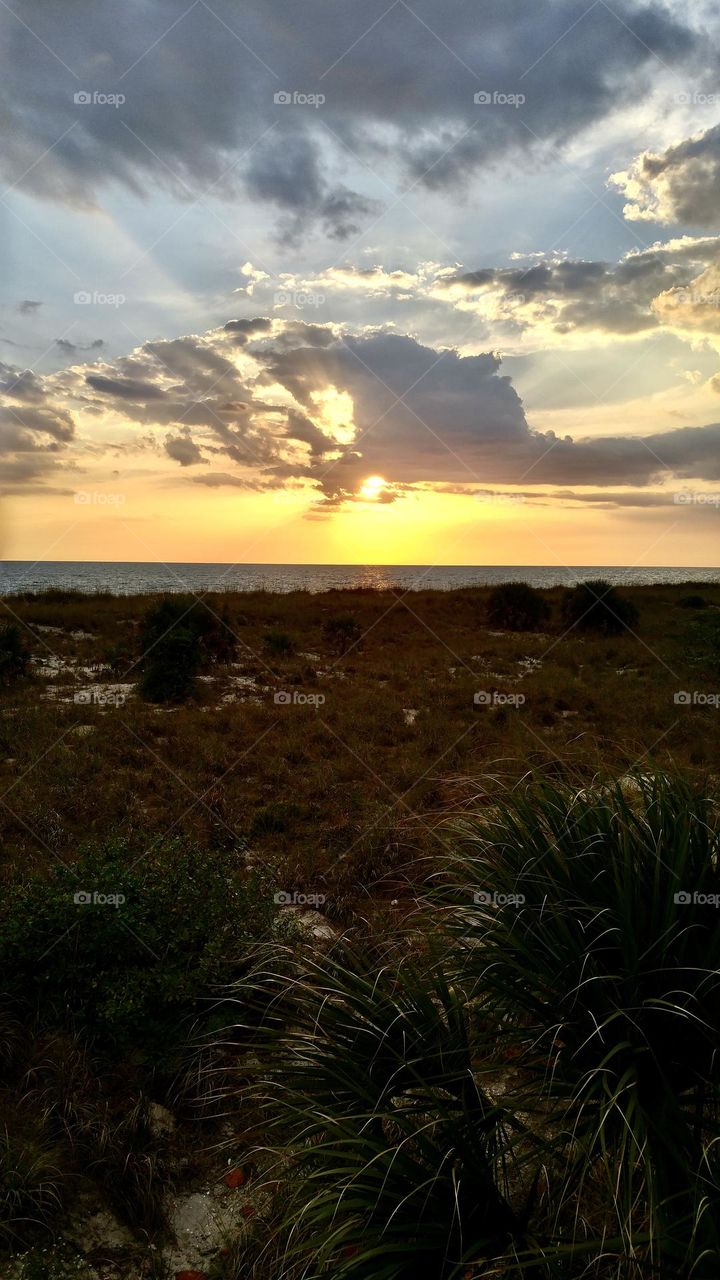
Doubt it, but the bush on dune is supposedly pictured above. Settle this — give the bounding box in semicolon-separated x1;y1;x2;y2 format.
486;582;551;631
139;625;199;703
263;628;294;658
323;613;362;654
562;578;639;635
0;624;30;685
138;597;237;702
0;839;273;1055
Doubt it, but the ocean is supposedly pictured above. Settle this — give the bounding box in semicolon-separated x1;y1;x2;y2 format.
0;562;718;596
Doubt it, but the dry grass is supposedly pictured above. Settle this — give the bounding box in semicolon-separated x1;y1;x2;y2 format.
0;582;717;910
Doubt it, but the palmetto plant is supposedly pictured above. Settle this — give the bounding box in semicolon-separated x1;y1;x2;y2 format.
443;773;720;1276
236;947;535;1280
223;774;720;1278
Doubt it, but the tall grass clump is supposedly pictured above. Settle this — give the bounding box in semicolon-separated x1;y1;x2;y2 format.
234;945;532;1279
444;773;720;1275
230;774;720;1278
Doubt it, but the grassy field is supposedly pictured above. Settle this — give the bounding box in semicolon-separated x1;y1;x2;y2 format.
1;581;719;900
0;580;719;1278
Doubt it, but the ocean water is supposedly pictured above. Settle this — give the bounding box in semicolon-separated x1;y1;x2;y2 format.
0;562;718;596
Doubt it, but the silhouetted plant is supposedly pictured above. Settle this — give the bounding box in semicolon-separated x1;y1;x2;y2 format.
139;596;236;667
139;625;199;703
444;773;720;1274
263;629;294;658
486;582;551;632
562;578;639;635
0;624;30;684
323;613;362;654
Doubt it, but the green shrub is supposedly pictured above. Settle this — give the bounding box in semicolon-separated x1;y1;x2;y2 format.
0;840;274;1056
263;629;294;658
0;625;30;685
323;614;362;655
139;626;199;703
678;594;708;609
102;638;134;676
486;582;550;632
139;596;236;661
138;598;237;702
561;578;639;635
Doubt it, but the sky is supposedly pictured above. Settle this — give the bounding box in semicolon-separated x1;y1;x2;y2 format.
1;0;720;567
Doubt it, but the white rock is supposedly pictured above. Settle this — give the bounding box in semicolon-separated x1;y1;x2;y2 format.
148;1101;176;1139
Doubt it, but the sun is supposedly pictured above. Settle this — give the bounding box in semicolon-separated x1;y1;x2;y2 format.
359;474;387;501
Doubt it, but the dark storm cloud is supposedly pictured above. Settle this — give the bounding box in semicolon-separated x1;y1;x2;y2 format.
613;125;720;227
0;0;703;234
18;300;43;315
244;131;380;241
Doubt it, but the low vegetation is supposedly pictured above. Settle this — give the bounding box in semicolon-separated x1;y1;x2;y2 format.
486;580;551;631
561;578;640;635
0;579;718;1276
238;774;720;1277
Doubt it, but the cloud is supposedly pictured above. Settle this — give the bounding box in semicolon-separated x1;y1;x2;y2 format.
0;0;702;237
247;241;720;349
611;125;720;227
56;337;106;358
223;317;273;344
442;239;720;338
86;373;167;400
18;300;43;315
164;433;203;465
6;317;720;505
